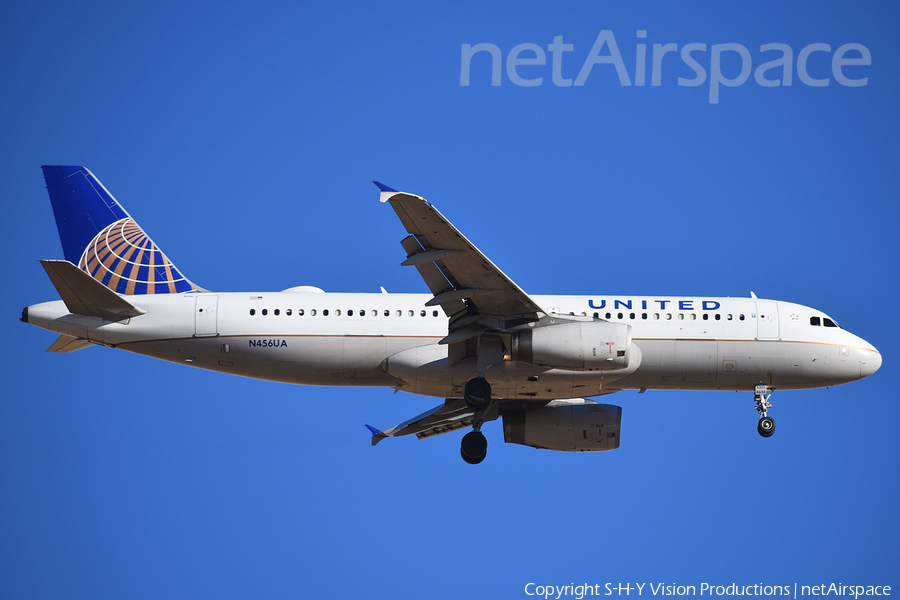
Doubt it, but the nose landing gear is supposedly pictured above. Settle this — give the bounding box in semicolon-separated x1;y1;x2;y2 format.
754;384;776;438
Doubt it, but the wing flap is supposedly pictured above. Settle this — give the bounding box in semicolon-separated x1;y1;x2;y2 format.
399;235;466;316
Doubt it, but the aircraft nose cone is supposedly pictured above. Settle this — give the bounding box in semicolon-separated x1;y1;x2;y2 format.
860;347;882;379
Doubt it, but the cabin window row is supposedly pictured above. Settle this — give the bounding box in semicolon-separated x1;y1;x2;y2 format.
587;311;746;322
249;308;442;318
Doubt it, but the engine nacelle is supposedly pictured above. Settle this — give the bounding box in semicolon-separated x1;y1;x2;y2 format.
503;402;622;452
510;321;632;371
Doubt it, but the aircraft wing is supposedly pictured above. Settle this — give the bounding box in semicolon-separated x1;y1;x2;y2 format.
367;398;499;445
366;398;600;447
377;183;544;324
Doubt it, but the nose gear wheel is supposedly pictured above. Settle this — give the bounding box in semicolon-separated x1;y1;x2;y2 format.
754;385;776;438
758;416;776;437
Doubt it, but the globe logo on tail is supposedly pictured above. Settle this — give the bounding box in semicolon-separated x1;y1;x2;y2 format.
79;218;194;295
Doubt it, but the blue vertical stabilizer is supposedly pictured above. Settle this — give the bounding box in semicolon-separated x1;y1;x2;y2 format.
40;166;199;295
42;166;129;265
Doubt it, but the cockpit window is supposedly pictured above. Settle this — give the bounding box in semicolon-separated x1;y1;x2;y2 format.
810;316;821;326
823;318;839;328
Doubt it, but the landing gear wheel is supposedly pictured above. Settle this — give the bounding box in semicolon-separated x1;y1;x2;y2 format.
460;430;488;464
753;385;775;437
464;377;491;410
758;416;776;437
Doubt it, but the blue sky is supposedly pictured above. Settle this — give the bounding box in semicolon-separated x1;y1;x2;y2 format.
2;1;898;598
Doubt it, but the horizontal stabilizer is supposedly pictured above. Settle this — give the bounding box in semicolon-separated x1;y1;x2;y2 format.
41;260;145;320
47;335;93;353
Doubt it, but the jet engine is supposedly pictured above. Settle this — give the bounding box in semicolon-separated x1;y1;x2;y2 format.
503;402;622;452
510;321;632;371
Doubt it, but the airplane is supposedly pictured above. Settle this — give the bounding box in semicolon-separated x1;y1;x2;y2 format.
22;166;882;464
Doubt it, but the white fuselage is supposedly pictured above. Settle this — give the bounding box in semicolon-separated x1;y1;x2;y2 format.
25;292;881;400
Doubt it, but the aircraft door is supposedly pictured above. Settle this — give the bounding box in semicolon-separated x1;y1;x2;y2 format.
755;301;780;341
195;294;219;338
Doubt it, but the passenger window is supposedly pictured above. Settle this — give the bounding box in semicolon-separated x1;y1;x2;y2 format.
323;309;329;316
408;310;414;317
726;314;732;320
274;309;280;316
617;313;623;320
690;314;696;321
642;313;648;320
359;310;365;316
677;314;684;320
311;309;317;316
593;312;599;318
653;313;660;320
702;314;709;321
299;309;305;316
824;318;838;328
605;313;611;319
348;310;353;316
739;314;744;321
810;316;821;326
432;310;438;317
666;313;672;320
629;313;635;319
715;314;721;320
262;309;268;316
249;309;256;316
420;310;426;317
286;309;292;316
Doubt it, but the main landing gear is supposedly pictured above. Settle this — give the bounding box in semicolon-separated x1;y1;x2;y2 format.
464;377;491;411
461;377;492;464
754;384;776;438
460;430;488;465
